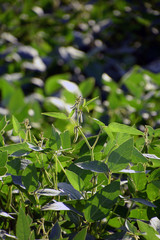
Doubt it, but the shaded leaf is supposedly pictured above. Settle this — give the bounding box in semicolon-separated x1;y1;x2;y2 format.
130;198;157;208
58;182;82;200
108;138;133;173
84;181;120;222
49;221;61;240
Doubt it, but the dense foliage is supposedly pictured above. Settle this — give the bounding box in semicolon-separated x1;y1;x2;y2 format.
1;0;160;239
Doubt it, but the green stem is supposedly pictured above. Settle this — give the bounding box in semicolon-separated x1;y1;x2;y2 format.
78;126;92;151
54;154;58;190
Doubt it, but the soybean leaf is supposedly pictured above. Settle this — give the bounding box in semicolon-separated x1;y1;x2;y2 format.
143;154;160;160
0;143;29;155
36;189;62;197
108;138;133;173
79;77;95;97
73;227;87;240
84;181;120;222
130;163;147;191
0;210;14;219
90;117;105;127
0;167;7;176
137;220;160;240
75;161;109;173
59;79;82;97
125;220;138;234
10;149;30;157
12;115;21;133
42;112;68;120
22;164;38;192
147;181;160;201
16;207;31;240
12;175;26;189
45;73;70;95
60;130;71;149
0;151;7;167
27;142;43;151
41;201;71;211
58;182;82;200
49;221;61;240
108;122;144;135
65;169;84;192
132;147;148;164
130;198;157;208
85;96;99;106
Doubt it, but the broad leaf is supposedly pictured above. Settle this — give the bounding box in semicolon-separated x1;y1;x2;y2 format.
60;130;71;149
0;151;7;167
42;112;68;120
130;198;157;208
41;201;70;211
0;167;7;176
108;138;133;173
84;181;120;222
58;182;82;200
137;220;160;240
73;227;87;240
49;221;61;240
66;169;84;192
16;207;31;240
22;164;38;192
108;122;144;135
36;189;62;196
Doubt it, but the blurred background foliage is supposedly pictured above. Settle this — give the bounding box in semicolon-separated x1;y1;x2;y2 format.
0;0;160;138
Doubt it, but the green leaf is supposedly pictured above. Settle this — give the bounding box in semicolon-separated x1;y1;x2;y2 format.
12;115;21;134
0;166;7;176
131;163;147;191
75;161;109;173
125;220;138;234
84;181;120;222
73;227;87;240
137;220;160;240
129;209;149;221
8;88;25;114
60;130;71;149
0;151;7;167
108;138;133;173
108;122;144;135
84;96;99;106
132;147;148;164
48;125;61;150
0;143;29;155
65;169;84;192
147;181;160;201
90;117;105;127
42;112;68;120
22;164;39;192
16;207;31;240
45;73;70;95
79;77;95;97
0;116;7;132
103;126;114;140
